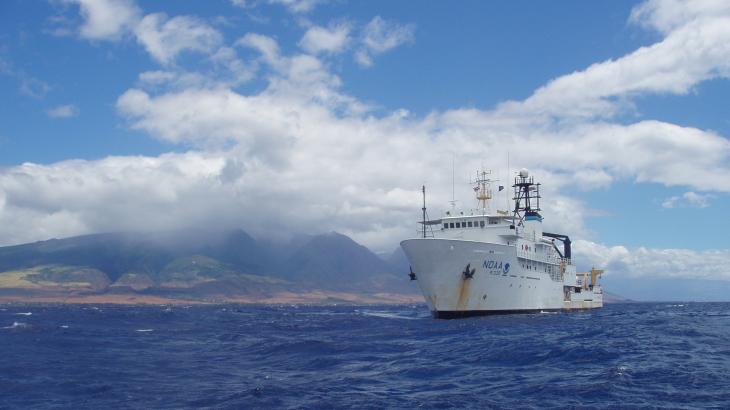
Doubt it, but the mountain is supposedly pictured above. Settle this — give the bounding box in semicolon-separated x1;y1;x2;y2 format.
281;232;388;282
199;230;274;275
280;232;410;292
0;232;173;282
601;275;730;302
384;247;410;276
602;291;633;304
0;229;419;303
0;229;276;282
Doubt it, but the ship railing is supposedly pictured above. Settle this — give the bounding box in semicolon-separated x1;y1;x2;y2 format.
516;250;561;265
515;229;538;241
516;250;564;281
548;268;562;282
414;230;435;238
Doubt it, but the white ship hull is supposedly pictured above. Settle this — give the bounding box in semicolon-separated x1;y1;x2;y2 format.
401;238;603;318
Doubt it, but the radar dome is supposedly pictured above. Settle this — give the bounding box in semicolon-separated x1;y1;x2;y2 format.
519;168;529;178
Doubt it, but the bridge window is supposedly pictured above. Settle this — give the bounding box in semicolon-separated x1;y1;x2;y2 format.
443;223;448;229
449;222;454;228
480;220;485;228
455;222;461;228
467;221;473;227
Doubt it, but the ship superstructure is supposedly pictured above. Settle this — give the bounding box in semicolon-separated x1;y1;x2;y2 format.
401;169;603;318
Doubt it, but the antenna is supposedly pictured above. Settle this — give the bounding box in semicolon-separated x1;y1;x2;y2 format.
506;151;510;212
449;154;458;210
422;185;427;239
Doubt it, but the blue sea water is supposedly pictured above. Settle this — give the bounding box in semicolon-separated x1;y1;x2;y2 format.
1;302;729;409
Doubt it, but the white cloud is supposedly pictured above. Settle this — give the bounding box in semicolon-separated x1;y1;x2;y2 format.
683;191;712;207
629;0;730;34
102;16;730;251
210;46;255;83
62;1;226;66
0;59;51;99
0;153;229;245
356;16;415;67
230;0;325;13
138;70;178;85
299;23;351;55
63;0;141;40
137;70;211;91
497;0;730;120
235;33;366;112
662;191;713;208
574;239;730;281
267;0;323;13
3;0;730;273
46;104;80;118
134;47;253;90
134;13;223;65
19;76;51;99
236;33;282;67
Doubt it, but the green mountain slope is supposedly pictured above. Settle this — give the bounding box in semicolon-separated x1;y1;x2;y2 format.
0;230;417;299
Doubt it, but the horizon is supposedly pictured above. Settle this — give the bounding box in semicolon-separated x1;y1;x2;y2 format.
1;0;730;301
1;227;727;303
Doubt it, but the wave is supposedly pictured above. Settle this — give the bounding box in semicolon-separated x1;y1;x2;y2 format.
3;302;730;409
356;309;422;320
2;321;31;330
14;312;32;316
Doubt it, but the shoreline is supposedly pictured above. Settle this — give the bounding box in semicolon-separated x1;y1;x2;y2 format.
0;291;424;306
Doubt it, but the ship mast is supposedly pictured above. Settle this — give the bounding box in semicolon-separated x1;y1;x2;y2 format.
512;168;541;224
472;169;496;215
421;185;427;238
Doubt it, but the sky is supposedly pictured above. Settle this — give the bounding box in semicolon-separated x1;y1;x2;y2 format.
1;0;730;300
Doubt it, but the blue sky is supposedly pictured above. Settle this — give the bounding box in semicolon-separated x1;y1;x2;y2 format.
1;0;730;299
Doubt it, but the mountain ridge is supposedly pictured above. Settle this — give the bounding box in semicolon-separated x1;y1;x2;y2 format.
0;229;418;304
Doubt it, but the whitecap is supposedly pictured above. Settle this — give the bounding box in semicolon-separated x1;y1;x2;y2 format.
14;312;32;316
614;364;630;377
135;329;154;332
2;321;29;329
60;325;69;329
359;310;418;320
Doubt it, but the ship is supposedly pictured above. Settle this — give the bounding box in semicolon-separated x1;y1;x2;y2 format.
401;168;603;318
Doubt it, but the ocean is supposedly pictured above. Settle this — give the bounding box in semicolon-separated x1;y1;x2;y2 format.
1;302;729;409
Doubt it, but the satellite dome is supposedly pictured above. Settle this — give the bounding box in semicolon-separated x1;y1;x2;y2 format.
519;168;529;178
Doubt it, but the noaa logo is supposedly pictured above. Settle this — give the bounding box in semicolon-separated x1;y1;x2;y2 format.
483;259;509;276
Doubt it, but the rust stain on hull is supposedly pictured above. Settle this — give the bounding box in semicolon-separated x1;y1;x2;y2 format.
456;277;470;310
